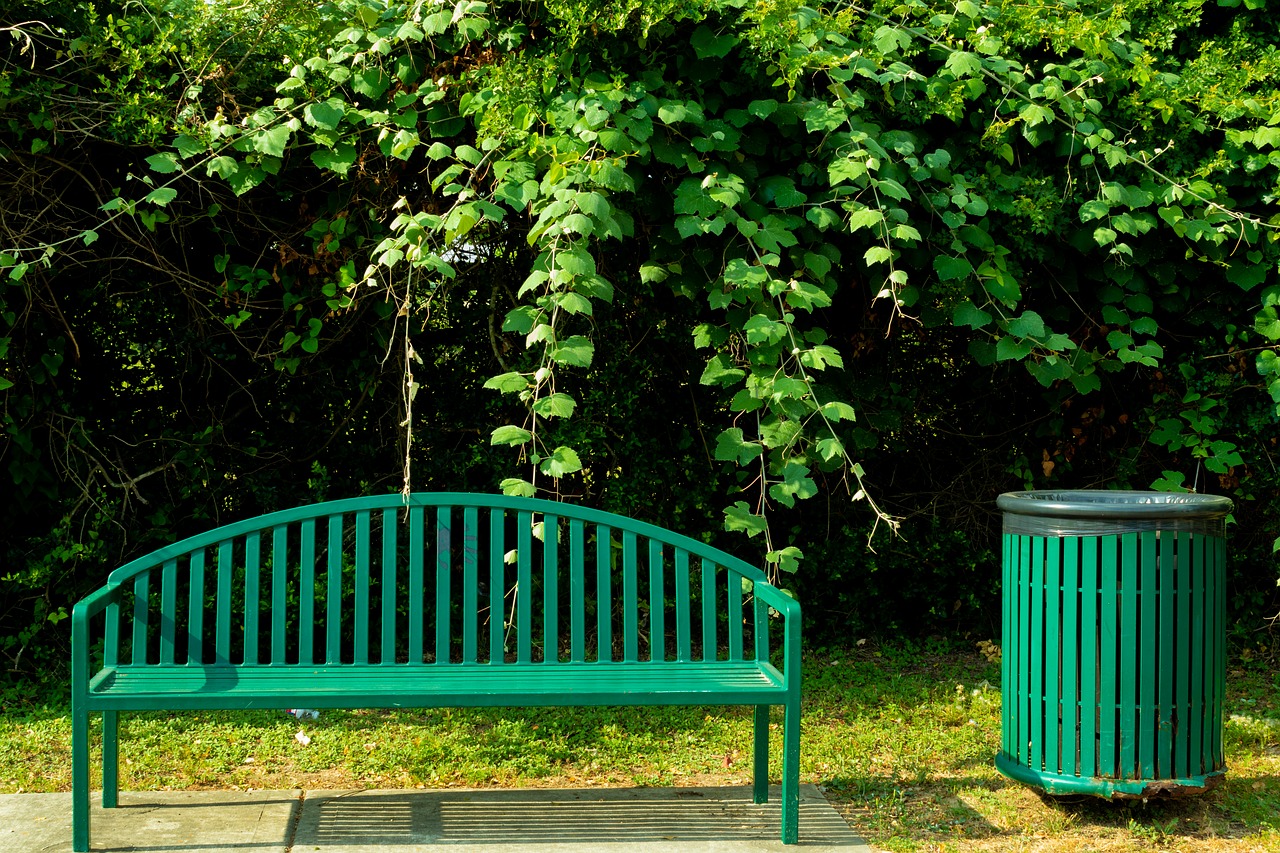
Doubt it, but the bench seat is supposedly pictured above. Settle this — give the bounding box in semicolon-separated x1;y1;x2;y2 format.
88;661;788;709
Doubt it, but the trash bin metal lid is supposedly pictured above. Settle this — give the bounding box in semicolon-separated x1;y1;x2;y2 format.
997;490;1232;520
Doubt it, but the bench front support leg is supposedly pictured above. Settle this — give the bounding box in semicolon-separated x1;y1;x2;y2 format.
780;693;800;844
752;705;769;803
779;605;801;845
72;703;90;852
102;711;119;808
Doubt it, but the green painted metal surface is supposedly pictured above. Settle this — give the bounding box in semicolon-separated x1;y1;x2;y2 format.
998;518;1228;798
71;493;802;851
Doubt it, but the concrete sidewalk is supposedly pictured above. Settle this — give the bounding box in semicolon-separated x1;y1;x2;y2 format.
0;785;877;852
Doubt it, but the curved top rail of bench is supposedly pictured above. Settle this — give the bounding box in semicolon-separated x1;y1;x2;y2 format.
103;492;776;594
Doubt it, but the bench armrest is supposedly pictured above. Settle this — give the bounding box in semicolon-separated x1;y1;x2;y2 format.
71;583;126;700
73;582;125;623
747;577;801;692
750;580;800;623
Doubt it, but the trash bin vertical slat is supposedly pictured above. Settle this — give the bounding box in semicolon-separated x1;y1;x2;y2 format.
1029;535;1044;771
1024;532;1034;763
1001;533;1014;760
1190;533;1206;779
1138;531;1158;780
1157;529;1176;777
1202;535;1218;772
1079;534;1098;780
1175;530;1192;779
1212;536;1227;770
1044;535;1061;774
1099;535;1119;777
1060;535;1079;777
1119;532;1139;778
1018;535;1029;758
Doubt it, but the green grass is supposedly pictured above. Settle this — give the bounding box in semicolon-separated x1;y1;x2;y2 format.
3;641;1277;852
814;646;1280;852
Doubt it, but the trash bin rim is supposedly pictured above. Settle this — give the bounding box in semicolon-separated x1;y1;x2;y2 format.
997;489;1232;520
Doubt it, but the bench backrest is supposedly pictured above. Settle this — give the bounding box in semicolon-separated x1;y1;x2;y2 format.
87;494;785;669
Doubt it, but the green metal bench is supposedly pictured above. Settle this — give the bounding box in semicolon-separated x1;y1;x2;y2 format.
71;493;802;850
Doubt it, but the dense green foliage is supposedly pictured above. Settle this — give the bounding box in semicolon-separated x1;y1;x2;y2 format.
2;0;1278;680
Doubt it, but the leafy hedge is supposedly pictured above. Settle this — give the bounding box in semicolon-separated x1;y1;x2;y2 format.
1;0;1278;680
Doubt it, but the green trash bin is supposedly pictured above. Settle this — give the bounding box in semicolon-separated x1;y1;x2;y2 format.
995;490;1232;798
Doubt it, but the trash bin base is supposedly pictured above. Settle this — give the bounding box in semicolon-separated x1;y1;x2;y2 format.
995;752;1225;800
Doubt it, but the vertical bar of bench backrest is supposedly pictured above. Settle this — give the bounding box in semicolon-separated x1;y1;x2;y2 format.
753;588;768;663
596;524;613;662
216;540;233;665
354;512;371;664
489;509;505;663
648;540;664;661
544;514;560;663
159;560;178;665
462;507;479;663
409;506;425;664
105;599;120;667
271;526;288;664
622;531;638;662
132;572;150;665
727;568;743;661
187;551;205;665
299;520;316;665
436;508;452;663
517;511;533;663
244;531;261;665
674;548;691;661
326;515;344;664
382;509;398;665
570;519;586;663
701;559;716;661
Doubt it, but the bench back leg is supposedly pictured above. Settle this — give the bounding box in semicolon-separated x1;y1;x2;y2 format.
102;711;119;809
72;704;90;852
781;696;801;844
752;705;770;804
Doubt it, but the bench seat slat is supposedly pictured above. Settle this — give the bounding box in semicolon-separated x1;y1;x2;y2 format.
86;661;787;710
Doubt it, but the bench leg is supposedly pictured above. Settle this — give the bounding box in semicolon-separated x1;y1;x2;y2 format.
72;704;90;852
752;705;769;803
102;711;119;809
780;695;800;844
